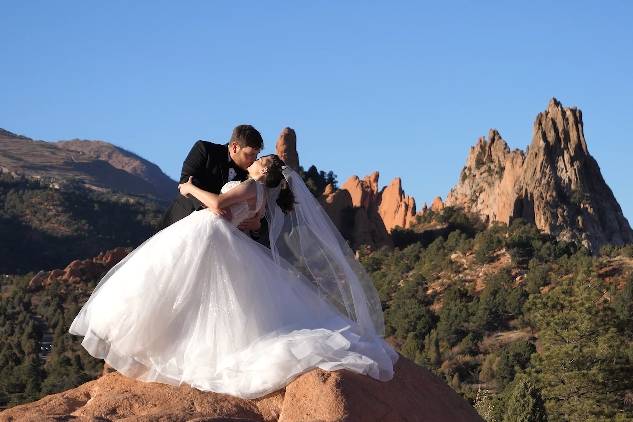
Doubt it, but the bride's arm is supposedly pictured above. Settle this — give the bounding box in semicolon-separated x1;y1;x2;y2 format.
178;177;257;211
217;180;257;208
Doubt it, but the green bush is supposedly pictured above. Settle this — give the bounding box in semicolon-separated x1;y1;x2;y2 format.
474;224;506;264
437;285;474;347
502;374;547;422
385;275;435;344
525;260;550;294
474;268;517;331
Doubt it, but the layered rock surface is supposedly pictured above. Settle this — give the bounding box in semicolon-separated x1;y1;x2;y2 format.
445;98;633;251
0;356;482;422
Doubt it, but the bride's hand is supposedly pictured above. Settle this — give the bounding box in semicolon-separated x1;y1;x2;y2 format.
178;176;194;197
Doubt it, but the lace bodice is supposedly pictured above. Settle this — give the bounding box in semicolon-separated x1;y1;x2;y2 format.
220;180;265;226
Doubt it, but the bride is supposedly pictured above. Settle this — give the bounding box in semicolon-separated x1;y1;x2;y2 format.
69;154;398;399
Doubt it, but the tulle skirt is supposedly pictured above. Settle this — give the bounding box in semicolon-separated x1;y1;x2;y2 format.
69;210;397;399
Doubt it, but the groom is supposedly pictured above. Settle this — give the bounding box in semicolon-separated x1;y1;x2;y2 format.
157;124;264;233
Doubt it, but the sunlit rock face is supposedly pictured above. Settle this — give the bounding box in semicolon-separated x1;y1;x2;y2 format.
446;97;633;252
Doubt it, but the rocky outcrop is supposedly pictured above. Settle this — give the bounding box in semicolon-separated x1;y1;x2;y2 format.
28;247;130;290
275;127;299;171
445;98;633;251
379;177;417;231
0;356;483;422
431;196;445;212
320;172;417;248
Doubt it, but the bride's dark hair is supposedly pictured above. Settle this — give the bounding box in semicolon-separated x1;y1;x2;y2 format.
263;155;295;213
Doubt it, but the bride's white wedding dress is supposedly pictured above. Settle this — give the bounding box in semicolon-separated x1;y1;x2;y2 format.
69;179;397;399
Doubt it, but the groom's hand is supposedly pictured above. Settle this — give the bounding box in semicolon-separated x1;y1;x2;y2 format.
208;206;232;220
238;215;261;232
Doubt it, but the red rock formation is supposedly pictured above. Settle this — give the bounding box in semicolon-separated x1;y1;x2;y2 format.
320;183;353;229
321;175;388;248
320;172;418;248
275;127;300;171
431;196;445;212
28;247;131;290
0;356;483;422
379;177;417;231
342;172;380;210
445;98;633;251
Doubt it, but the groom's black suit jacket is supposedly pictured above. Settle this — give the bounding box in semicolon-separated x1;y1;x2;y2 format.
157;140;249;230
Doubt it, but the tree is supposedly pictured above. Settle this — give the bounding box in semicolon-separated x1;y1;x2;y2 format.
613;275;633;335
385;275;435;344
400;332;426;364
503;374;547;422
474;226;505;264
474;269;513;331
525;260;549;294
526;279;633;420
506;219;541;267
436;286;472;347
299;165;337;197
424;329;441;367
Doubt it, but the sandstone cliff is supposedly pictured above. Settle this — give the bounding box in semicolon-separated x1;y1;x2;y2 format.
445;98;633;252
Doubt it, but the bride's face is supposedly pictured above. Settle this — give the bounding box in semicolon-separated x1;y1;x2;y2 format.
248;155;274;180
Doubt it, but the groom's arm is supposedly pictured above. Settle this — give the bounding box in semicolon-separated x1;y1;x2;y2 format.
180;140;207;184
180;141;209;209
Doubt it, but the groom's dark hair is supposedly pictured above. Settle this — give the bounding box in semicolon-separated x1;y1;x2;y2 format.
230;125;264;149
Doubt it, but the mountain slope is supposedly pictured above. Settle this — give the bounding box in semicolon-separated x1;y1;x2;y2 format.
0;129;177;201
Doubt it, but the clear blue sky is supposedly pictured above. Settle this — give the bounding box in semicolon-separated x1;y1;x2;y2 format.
2;1;632;221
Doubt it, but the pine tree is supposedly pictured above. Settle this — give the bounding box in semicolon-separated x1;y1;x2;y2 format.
385;276;434;343
424;329;441;367
503;374;547;422
613;276;633;336
401;332;419;361
526;279;633;421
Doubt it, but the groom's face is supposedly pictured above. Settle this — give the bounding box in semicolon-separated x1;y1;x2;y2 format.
230;142;260;170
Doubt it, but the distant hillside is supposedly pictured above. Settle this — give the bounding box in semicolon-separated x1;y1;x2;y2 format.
0;128;176;274
0;173;164;274
0;129;177;201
